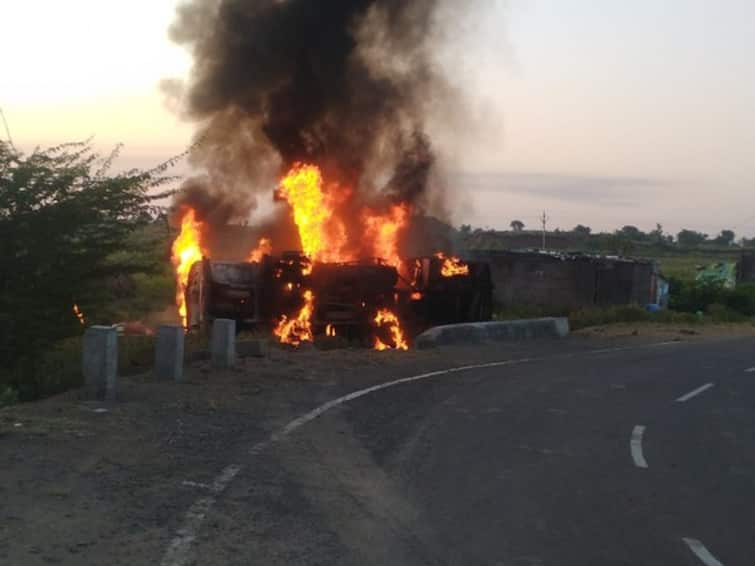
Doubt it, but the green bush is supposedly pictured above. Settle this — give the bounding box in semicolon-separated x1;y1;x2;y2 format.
706;303;749;323
670;279;755;317
0;385;18;407
7;337;85;402
568;306;651;330
0;140;174;401
725;284;755;316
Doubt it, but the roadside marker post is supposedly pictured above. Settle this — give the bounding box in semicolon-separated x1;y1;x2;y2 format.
211;319;236;369
83;325;118;400
155;325;185;382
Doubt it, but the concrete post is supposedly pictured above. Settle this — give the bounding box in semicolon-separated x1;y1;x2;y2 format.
83;326;118;400
211;319;236;369
155;325;185;382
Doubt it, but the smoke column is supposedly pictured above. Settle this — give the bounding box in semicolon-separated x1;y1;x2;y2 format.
167;0;485;242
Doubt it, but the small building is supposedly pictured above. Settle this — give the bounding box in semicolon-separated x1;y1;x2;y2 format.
467;250;658;311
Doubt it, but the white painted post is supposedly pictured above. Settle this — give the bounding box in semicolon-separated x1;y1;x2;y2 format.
211;319;236;369
155;325;185;382
83;326;118;400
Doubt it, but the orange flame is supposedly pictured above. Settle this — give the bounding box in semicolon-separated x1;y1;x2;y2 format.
248;237;272;262
274;290;315;347
73;304;85;325
435;252;470;277
374;309;409;351
171;208;206;328
363;204;409;266
326;324;337;337
277;163;349;263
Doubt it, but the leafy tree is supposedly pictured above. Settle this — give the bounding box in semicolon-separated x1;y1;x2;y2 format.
510;219;525;232
573;224;591;236
650;223;663;242
459;224;472;235
649;223;674;246
714;229;735;246
0;141;174;399
616;225;645;241
676;229;709;247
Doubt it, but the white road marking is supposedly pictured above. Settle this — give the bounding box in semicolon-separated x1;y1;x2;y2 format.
745;367;755;373
682;538;725;566
161;463;243;565
160;340;687;566
631;425;648;468
590;347;630;354
676;383;715;403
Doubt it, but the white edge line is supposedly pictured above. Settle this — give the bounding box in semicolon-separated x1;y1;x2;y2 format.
682;537;725;566
161;340;681;565
631;425;648;469
676;382;715;403
160;357;529;566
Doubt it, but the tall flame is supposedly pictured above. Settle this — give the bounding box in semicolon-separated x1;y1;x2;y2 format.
248;237;272;262
274;290;315;347
435;252;469;277
171;208;206;328
374;309;409;351
277;163;349;263
363;204;409;266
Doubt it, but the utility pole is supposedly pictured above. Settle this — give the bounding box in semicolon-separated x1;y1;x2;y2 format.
0;106;14;148
540;210;548;250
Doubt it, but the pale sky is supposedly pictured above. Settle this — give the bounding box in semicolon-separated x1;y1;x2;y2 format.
2;0;753;236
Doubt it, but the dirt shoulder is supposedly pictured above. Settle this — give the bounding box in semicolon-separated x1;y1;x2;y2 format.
1;326;753;565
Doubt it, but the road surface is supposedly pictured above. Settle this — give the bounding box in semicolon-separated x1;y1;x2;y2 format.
166;336;755;566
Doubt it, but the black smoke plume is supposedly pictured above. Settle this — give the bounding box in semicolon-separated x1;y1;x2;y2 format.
168;0;471;247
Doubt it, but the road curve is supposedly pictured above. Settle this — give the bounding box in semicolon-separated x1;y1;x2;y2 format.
183;338;755;565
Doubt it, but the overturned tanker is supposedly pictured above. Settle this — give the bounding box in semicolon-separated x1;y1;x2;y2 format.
184;252;493;343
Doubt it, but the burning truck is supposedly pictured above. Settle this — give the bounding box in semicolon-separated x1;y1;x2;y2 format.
171;165;492;350
181;251;492;348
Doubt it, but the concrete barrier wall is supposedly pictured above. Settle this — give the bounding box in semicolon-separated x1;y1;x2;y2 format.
414;317;570;349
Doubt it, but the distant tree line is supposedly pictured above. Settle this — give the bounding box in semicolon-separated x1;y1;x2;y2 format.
459;221;748;250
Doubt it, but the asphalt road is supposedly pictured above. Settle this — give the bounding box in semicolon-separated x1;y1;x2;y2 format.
178;337;755;566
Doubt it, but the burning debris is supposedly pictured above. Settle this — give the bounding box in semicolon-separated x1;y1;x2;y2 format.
435;252;471;277
373;309;409;351
274;289;315;347
73;304;86;326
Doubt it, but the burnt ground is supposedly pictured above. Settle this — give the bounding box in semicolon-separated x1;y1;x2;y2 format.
1;323;754;565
